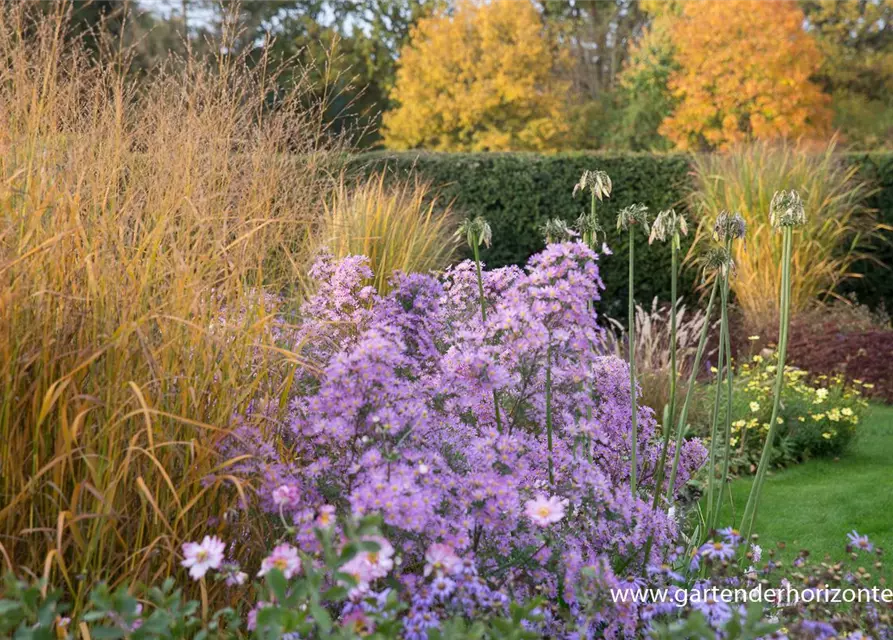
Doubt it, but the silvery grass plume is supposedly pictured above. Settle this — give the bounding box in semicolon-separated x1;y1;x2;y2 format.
713;210;747;243
457;216;492;249
770;190;807;230
573;169;612;201
649;208;689;247
541;218;579;244
616;203;650;232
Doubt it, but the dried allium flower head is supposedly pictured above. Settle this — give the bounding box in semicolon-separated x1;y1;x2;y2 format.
541;218;578;243
713;210;747;243
456;216;492;249
649;208;689;246
616;203;649;232
703;246;735;280
573;169;612;201
770;190;807;230
575;211;606;243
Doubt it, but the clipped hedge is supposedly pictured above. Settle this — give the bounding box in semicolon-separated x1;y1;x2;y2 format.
350;151;893;317
842;152;893;310
350;152;698;319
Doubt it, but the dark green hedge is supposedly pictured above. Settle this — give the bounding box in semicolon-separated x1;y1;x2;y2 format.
349;151;893;317
349;152;698;319
841;153;893;310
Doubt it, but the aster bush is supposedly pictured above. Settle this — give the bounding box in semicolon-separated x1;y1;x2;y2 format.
219;241;710;636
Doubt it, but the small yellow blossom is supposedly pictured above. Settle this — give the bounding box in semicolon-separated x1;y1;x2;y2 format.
822;432;832;440
750;401;760;413
828;408;841;422
842;407;853;417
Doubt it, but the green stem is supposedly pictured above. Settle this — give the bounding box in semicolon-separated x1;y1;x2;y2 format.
711;281;735;532
666;277;720;502
704;273;728;524
472;240;504;433
651;237;679;507
741;228;793;541
546;343;554;486
628;232;638;496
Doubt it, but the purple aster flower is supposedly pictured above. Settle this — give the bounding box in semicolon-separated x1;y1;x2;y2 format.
699;540;736;562
847;529;874;553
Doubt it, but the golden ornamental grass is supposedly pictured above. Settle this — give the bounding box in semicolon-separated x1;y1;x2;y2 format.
317;171;459;294
0;4;343;607
689;140;877;331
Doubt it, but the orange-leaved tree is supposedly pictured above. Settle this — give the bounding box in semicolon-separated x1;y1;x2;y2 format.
659;0;832;151
383;0;571;152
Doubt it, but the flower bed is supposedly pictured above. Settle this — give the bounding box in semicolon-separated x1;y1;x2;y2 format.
692;354;867;476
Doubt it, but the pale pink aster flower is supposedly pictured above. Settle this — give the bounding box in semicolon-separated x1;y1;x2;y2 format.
524;494;567;527
258;543;301;579
424;543;461;577
317;504;336;529
181;535;225;580
272;484;300;508
362;536;394;579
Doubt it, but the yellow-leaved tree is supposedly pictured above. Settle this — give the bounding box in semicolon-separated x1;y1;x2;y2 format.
659;0;832;151
383;0;570;152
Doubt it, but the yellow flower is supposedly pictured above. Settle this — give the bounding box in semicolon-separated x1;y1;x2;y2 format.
750;401;760;413
748;335;760;341
814;388;828;403
811;413;825;421
752;354;763;363
864;383;875;389
776;417;783;424
841;407;853;417
734;419;747;428
798;416;805;422
822;432;832;440
828;408;841;422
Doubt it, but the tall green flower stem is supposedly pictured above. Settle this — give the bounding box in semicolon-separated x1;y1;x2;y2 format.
648;209;688;507
628;234;639;495
459;217;503;433
741;191;804;542
711;283;735;533
616;204;649;497
705;244;732;529
665;274;721;503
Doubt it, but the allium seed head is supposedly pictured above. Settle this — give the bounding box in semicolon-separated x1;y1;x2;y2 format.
541;218;578;244
573;169;612;201
456;216;492;249
616;203;649;233
713;210;747;243
770;190;806;230
703;246;735;280
649;208;688;246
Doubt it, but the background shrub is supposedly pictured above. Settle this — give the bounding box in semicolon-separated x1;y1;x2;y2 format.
350;151;698;318
353;149;893;321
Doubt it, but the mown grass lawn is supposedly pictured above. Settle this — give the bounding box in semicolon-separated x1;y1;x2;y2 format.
719;403;893;574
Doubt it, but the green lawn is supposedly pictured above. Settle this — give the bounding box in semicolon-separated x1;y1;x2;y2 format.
718;404;893;569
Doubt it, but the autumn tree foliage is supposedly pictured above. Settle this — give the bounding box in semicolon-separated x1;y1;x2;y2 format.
659;0;832;151
383;0;571;152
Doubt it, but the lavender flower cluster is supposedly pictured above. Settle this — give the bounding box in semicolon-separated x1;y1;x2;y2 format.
227;242;708;636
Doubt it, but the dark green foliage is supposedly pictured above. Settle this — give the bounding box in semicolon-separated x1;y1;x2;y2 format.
841;152;893;310
350;152;698;319
351;150;893;317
